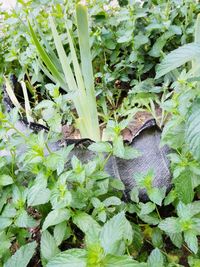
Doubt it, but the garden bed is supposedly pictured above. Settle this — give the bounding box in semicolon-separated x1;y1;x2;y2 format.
1;1;200;267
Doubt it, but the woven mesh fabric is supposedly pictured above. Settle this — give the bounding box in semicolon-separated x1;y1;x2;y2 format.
64;120;171;200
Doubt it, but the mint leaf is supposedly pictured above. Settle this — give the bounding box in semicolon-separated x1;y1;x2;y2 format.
103;196;121;207
152;228;163;248
47;249;87;267
174;170;194;204
42;209;71;231
4;241;37;267
41;230;60;261
100;211;132;255
147;248;164;267
0;217;12;230
27;183;51;206
0;174;13;186
54;222;68;246
88;142;112;153
73;212;101;245
158;218;182;234
168;233;183;248
148;187;166;206
139;202;156;216
184;231;198;254
130;188;139;203
15;210;38;228
103;254;146;267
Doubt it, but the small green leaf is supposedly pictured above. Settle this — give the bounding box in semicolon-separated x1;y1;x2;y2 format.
123;146;141;160
15;210;38;228
103;254;145;267
110;179;125;190
0;217;12;230
158;218;182;234
53;222;69;246
103;196;121;207
152;228;163;248
139;202;156;216
156;43;200;79
113;136;125;158
100;211;132;255
73;211;101;245
0;174;13;186
88;142;112;153
174;170;194;204
47;249;87;267
41;230;60;261
42;209;71;231
28;183;51;206
168;233;183;248
148;187;166;206
130;188;139;203
184;231;198;254
4;241;37;267
147;248;164;267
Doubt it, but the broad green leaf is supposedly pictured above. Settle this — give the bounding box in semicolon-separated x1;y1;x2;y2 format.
148;187;166;206
152;228;163;248
41;230;60;261
100;211;132;255
132;223;143;251
147;248;164;267
54;222;69;246
42;209;71;231
0;217;12;230
103;196;121;207
0;174;13;186
139;202;156;216
2;204;16;218
139;213;160;225
174;170;194;204
88;142;112;153
0;231;11;257
158;217;182;234
4;241;37;267
168;233;183;248
110;179;125;190
123;146;141;160
185;99;200;161
184;231;198;254
15;210;38;228
156;43;200;79
177;202;192;219
47;249;87;267
113;136;125;158
103;254;146;267
73;212;101;245
188;201;200;217
27;183;51;206
130;188;139;203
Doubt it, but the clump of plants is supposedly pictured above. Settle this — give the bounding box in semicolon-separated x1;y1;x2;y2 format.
1;1;200;267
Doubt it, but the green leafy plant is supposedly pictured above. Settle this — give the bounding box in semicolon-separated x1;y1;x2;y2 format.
29;4;100;141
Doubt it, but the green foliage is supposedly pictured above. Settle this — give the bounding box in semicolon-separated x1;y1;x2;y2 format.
4;241;37;267
2;0;200;266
